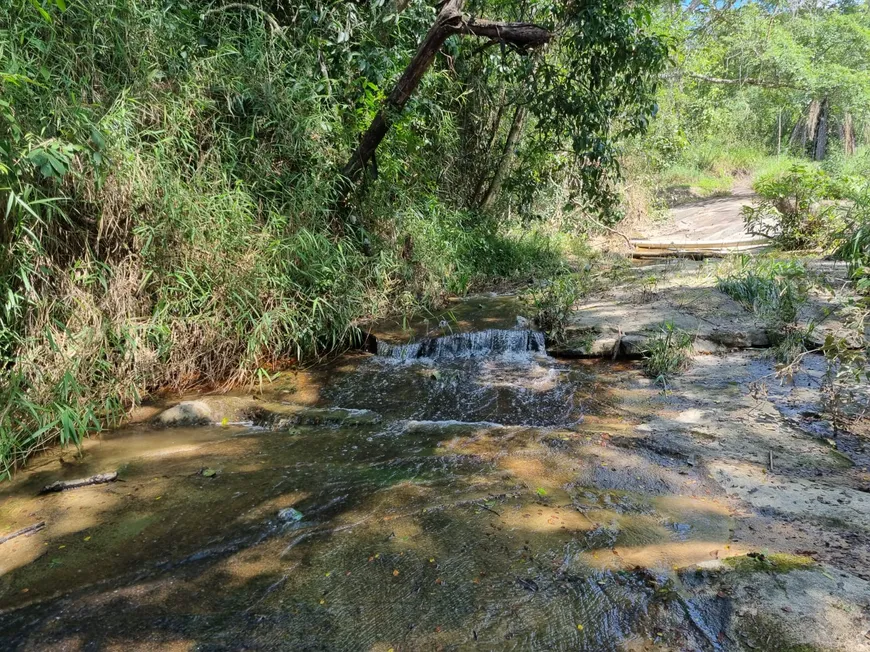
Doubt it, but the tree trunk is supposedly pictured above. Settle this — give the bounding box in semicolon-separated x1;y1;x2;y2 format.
341;0;466;185
339;0;549;193
843;113;856;156
480;105;526;210
470;94;506;205
812;97;828;161
788;114;806;151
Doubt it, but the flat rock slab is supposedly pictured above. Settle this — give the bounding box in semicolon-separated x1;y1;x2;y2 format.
552;260;868;357
552;265;770;357
631;183;762;250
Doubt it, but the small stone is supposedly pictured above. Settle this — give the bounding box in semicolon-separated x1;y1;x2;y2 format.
278;507;304;523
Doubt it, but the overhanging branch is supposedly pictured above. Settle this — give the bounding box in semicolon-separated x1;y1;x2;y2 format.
340;0;549;190
456;18;551;50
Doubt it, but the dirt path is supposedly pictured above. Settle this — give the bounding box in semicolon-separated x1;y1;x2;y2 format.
632;181;768;252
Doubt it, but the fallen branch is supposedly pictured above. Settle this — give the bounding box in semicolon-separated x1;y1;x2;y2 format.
0;521;46;545
40;472;118;495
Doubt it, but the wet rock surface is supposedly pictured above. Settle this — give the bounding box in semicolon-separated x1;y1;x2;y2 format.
550;259;867;358
1;322;869;649
153;400;215;427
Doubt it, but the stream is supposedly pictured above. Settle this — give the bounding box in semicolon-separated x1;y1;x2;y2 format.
1;317;869;650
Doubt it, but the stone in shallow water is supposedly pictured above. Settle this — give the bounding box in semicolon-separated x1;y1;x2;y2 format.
277;507;304;523
154;401;213;427
287;407;382;428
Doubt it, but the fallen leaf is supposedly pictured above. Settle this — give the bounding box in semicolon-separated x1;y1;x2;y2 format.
201;468;217;478
83;536;91;542
220;417;229;427
577;624;584;631
392;569;400;576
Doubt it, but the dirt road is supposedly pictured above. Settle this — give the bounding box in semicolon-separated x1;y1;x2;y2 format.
632;182;768;253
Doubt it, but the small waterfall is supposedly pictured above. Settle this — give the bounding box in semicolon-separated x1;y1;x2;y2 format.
376;328;546;360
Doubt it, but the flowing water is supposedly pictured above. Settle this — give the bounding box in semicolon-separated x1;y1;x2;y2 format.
0;327;832;650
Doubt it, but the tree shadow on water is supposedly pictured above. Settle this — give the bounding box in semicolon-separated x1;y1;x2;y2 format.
1;352;867;651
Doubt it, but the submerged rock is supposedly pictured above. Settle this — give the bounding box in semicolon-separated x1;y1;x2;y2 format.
259;406;383;430
277;507;304;523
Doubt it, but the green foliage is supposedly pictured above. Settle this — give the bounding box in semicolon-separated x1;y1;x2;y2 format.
743;164;846;249
641;322;694;387
529;0;669;219
398;202;566;298
520;270;589;342
717;256;810;325
832;175;870;271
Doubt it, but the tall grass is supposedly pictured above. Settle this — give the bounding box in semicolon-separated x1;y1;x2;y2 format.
717;256;810;325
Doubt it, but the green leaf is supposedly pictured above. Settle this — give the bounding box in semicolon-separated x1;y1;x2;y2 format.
48;155;67;176
30;0;52;22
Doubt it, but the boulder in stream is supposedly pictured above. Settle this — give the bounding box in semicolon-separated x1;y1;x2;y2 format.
154;401;214;427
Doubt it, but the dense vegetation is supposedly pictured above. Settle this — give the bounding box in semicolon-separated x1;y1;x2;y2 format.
0;0;665;476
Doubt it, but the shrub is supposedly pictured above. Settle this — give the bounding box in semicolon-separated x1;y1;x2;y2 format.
641;322;694;388
717;257;810;325
743;164;847;250
832;182;870;273
520;270;589;342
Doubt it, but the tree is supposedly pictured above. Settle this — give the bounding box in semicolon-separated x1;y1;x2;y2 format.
665;1;870;159
341;0;668;215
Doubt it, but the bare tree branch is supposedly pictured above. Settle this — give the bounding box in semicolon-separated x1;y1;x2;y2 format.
664;70;801;90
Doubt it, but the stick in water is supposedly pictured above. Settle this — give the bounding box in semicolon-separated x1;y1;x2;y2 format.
0;521;46;545
40;472;118;495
